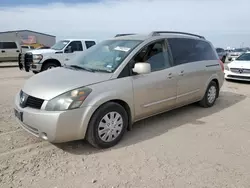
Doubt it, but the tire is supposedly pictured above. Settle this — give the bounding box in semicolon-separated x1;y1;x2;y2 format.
33;71;39;74
86;102;128;148
42;62;59;71
199;81;218;108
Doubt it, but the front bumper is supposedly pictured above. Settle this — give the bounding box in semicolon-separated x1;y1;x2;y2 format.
14;93;96;143
18;53;42;72
224;70;250;81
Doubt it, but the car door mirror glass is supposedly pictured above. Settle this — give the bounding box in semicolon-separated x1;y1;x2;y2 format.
133;62;151;74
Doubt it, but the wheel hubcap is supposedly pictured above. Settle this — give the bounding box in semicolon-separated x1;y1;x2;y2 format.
98;112;123;142
207;86;216;104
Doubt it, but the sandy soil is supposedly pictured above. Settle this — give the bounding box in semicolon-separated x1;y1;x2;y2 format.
0;67;250;188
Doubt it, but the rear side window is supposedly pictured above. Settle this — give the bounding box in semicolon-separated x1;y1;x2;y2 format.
2;42;17;49
168;38;217;65
21;46;29;49
85;41;96;49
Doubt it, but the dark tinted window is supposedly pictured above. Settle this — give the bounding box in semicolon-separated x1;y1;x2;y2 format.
85;41;96;49
168;38;217;65
2;42;17;49
21;46;29;49
131;40;171;72
216;48;225;53
68;41;83;51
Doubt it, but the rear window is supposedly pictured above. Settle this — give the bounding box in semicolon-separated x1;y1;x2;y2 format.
85;41;96;49
2;42;17;49
21;46;29;49
168;38;217;65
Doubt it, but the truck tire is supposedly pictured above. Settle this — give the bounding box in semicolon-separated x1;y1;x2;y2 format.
42;62;59;71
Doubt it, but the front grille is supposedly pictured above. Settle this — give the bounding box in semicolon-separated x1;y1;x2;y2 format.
24;53;33;72
26;96;44;109
228;75;250;80
230;68;250;74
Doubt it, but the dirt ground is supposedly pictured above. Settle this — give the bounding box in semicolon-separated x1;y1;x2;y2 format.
0;67;250;188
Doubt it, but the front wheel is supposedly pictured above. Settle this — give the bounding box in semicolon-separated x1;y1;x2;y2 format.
199;81;218;108
86;102;128;148
42;62;59;71
33;71;39;74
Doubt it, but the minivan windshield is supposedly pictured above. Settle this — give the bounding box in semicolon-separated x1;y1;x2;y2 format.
236;53;250;61
51;40;70;50
69;39;142;73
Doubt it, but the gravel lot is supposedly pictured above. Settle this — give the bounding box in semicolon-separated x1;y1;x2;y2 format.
1;67;250;188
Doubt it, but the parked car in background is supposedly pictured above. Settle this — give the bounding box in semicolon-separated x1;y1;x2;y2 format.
14;31;224;149
21;45;35;53
224;52;250;81
0;41;21;62
18;39;97;74
227;48;246;62
36;46;50;50
216;48;227;63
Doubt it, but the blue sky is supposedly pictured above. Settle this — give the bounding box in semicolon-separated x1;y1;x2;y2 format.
0;0;250;48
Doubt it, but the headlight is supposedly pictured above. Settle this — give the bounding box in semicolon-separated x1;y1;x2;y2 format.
225;64;229;71
45;87;92;111
33;54;43;63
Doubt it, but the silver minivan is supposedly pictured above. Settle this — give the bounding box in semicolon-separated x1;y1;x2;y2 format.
14;31;224;148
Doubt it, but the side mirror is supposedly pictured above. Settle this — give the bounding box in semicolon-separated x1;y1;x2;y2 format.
65;46;73;53
133;62;151;74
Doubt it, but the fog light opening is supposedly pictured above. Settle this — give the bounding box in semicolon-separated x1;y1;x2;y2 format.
41;132;48;140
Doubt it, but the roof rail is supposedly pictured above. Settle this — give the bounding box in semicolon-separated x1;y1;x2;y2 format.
150;31;205;39
114;33;136;37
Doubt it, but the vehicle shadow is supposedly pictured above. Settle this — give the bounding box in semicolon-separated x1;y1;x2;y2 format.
55;91;246;155
226;79;250;85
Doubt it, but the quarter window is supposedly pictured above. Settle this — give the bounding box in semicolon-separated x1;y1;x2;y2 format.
168;38;217;66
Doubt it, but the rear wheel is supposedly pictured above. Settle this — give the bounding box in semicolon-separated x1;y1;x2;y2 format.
199;81;218;108
86;102;128;148
32;71;39;74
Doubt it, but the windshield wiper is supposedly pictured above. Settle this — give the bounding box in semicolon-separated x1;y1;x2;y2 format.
67;65;95;72
91;68;112;73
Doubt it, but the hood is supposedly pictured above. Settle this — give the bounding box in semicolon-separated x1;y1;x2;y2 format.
27;49;56;54
22;67;112;100
228;60;250;69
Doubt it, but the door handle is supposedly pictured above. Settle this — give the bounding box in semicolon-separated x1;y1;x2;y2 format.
167;73;173;79
1;50;5;53
16;50;20;52
179;70;184;76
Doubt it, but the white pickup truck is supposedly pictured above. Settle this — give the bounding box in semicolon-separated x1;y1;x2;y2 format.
18;39;97;74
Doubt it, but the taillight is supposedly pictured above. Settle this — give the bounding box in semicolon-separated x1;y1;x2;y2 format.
219;60;224;71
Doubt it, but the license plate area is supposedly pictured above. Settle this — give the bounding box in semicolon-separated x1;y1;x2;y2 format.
14;109;23;122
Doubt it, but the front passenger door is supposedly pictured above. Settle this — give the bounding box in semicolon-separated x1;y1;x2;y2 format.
132;40;177;120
